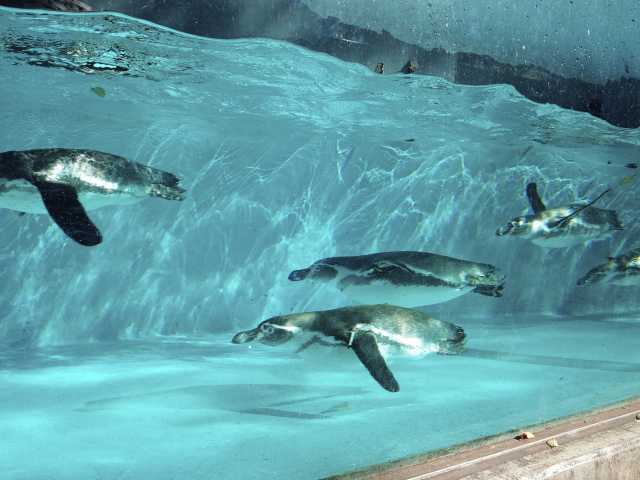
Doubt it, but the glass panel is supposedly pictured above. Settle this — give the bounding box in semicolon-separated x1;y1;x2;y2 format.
0;3;638;479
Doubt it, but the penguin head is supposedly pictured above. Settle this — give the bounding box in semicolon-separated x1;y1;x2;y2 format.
232;317;297;346
288;262;338;282
496;215;531;236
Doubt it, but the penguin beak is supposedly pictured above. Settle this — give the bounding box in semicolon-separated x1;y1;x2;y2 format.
496;223;513;236
576;271;600;286
231;328;259;344
288;268;311;281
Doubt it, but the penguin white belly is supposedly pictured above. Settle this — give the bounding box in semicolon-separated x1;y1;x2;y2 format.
339;281;473;307
78;191;141;210
0;180;46;213
377;340;439;358
611;275;640;287
531;234;600;248
355;325;441;358
0;179;140;213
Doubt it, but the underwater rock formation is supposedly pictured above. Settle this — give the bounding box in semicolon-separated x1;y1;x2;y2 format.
4;0;639;127
85;0;640;129
0;0;92;11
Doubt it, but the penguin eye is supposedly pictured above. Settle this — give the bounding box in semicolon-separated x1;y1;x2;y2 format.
260;323;275;334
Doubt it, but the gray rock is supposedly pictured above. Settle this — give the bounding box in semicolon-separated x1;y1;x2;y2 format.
0;0;92;11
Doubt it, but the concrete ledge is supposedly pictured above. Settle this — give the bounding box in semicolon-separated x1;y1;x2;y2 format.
331;399;640;480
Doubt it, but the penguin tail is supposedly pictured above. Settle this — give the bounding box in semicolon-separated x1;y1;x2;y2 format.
147;169;186;201
472;283;505;298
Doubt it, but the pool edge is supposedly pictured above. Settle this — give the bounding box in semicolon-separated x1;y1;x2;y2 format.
328;396;640;480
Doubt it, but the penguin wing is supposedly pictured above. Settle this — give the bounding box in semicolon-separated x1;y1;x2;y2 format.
548;188;612;230
350;330;399;392
32;180;102;246
364;260;415;281
526;183;546;214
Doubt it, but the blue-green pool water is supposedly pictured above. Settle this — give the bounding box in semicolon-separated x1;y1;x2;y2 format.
1;7;640;480
3;314;640;479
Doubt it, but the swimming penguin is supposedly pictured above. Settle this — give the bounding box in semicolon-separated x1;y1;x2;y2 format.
288;251;505;307
577;247;640;286
231;304;466;392
496;183;622;248
0;148;185;246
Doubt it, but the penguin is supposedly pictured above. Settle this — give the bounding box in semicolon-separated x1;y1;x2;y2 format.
232;304;466;392
577;247;640;287
0;148;185;245
288;251;505;306
496;182;622;248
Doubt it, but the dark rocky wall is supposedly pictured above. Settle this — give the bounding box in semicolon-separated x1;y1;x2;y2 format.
2;0;639;128
0;0;91;11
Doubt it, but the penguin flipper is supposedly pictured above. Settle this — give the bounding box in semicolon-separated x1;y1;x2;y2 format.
350;331;399;392
548;188;613;230
369;260;414;276
32;180;102;246
526;183;546;214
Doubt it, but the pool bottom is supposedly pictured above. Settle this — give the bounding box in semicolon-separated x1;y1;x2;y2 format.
2;313;640;480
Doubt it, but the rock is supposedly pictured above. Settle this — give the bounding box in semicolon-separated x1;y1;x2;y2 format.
0;0;92;11
11;0;640;128
546;438;559;448
515;431;535;440
400;59;418;74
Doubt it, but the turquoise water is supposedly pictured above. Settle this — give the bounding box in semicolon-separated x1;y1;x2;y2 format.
3;315;640;479
1;7;640;480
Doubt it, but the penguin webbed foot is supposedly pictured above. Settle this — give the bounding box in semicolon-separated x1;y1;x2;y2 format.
472;283;505;298
295;335;339;353
149;182;186;201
